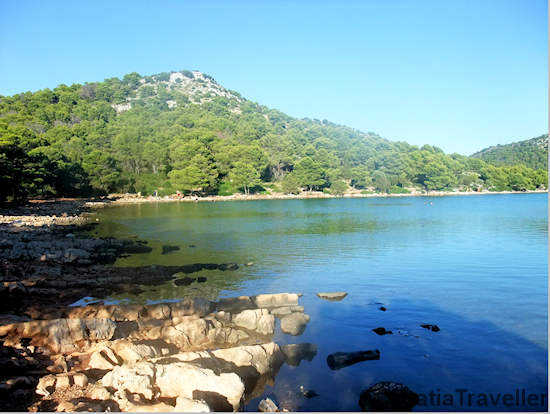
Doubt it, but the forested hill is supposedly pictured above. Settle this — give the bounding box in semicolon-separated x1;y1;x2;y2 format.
470;135;548;171
0;70;547;201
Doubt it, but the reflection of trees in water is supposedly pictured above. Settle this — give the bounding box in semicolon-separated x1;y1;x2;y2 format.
111;269;261;304
268;218;382;236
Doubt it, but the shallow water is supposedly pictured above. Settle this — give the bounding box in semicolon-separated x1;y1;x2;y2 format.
93;193;548;411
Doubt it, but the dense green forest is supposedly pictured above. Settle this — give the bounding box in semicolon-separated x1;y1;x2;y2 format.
0;70;547;201
471;134;548;171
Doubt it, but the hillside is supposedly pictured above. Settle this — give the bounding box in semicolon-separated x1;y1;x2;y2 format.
0;70;547;202
471;135;548;170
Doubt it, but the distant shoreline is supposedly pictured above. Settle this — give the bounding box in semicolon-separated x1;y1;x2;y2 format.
88;189;548;207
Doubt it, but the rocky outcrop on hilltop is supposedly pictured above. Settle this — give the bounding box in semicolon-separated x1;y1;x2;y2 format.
111;70;244;114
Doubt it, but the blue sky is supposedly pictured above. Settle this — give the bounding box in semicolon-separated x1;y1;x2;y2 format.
0;0;547;154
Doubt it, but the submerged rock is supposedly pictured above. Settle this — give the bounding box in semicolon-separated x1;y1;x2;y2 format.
359;381;419;411
327;350;380;370
161;245;180;255
299;385;319;399
269;305;304;318
174;277;196;286
219;263;239;271
316;292;348;301
280;313;310;336
281;343;317;366
258;397;278;412
372;327;392;335
420;324;440;332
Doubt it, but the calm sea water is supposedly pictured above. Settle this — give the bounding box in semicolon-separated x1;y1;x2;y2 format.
93;193;548;411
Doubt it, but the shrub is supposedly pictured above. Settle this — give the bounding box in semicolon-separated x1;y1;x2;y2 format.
329;180;348;196
281;173;301;194
155;72;170;82
217;181;237;196
388;186;410;194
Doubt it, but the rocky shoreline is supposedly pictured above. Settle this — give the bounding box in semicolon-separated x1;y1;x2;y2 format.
81;188;548;207
0;200;322;411
0;198;485;411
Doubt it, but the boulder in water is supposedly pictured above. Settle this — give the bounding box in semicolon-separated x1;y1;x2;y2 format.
372;327;392;335
258;397;278;412
316;292;348;301
161;245;180;255
327;350;380;370
174;277;196;286
420;324;440;332
359;381;419;411
280;313;310;336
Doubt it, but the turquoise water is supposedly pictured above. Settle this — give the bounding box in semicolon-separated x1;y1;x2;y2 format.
94;193;548;411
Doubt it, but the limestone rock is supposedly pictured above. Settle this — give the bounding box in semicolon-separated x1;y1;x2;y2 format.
54;373;71;390
155;362;245;411
86;385;112;400
259;397;278;412
211;342;284;377
36;374;56;396
280;313;310;336
232;309;275;335
101;363;156;400
88;347;122;370
0;318;115;354
125;402;176;412
72;372;88;388
317;292;348;301
110;340;169;364
175;396;211;412
253;293;299;308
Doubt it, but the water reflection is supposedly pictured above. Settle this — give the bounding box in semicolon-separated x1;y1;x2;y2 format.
93;194;547;411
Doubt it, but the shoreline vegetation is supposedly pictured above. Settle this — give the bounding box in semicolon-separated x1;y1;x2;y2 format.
1;70;547;204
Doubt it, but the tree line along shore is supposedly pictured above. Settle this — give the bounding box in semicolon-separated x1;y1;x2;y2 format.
1;70;547;203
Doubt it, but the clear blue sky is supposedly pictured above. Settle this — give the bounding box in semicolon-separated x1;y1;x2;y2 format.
0;0;547;154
